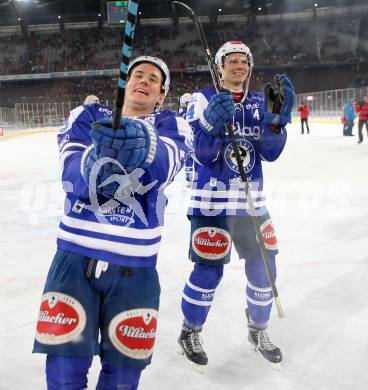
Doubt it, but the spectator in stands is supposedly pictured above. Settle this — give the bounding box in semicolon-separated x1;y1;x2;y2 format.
297;101;310;134
342;98;356;136
355;96;368;144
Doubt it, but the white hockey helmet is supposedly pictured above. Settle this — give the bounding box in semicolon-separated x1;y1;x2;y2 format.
215;41;254;70
128;55;170;97
84;95;100;105
179;93;192;108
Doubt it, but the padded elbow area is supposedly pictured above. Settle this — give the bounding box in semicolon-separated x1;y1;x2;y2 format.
260;125;287;161
46;355;92;390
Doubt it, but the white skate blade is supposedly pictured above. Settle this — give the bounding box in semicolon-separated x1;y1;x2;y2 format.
178;349;206;374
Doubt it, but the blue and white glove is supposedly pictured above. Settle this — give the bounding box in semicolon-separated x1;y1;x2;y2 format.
82;117;158;197
200;91;235;136
263;74;295;133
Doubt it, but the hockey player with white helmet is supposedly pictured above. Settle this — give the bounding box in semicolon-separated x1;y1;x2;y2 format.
33;55;192;389
179;92;192;118
178;92;194;185
84;94;100;105
178;41;295;367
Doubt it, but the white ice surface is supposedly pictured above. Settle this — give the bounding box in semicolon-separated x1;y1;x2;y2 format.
0;123;367;390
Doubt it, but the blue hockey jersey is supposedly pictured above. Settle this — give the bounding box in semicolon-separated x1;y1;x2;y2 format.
178;107;187;119
186;86;287;217
57;103;192;267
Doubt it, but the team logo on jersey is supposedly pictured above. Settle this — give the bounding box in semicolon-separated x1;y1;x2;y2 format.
109;308;158;360
224;139;255;174
257;219;278;250
192;227;231;260
35;292;86;345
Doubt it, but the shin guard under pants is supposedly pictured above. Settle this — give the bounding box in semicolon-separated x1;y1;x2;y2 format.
181;263;223;329
245;255;276;329
96;359;142;390
46;355;93;390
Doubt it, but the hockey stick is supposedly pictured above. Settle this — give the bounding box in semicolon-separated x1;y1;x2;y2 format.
86;0;140;278
113;0;140;130
172;1;285;318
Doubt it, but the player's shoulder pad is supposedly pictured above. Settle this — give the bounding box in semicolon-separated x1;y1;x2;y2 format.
86;103;113;122
152;109;192;143
152;108;184;129
198;86;217;101
59;103;112;137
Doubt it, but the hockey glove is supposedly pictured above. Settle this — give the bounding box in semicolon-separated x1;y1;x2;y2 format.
263;74;295;133
82;118;158;197
199;91;235;136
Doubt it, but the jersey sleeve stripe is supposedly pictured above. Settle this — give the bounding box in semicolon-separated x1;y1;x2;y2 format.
60;142;87;155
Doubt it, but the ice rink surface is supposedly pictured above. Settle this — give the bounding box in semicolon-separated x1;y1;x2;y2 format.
0;121;367;390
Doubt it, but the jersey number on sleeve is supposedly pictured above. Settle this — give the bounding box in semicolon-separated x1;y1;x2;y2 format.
186;104;195;121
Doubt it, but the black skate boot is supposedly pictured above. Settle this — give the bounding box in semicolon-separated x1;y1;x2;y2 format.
178;324;208;366
246;309;282;364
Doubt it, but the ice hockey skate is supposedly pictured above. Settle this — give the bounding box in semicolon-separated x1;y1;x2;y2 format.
246;309;282;366
178;325;208;373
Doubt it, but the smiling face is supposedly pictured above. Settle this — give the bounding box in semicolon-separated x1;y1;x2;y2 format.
124;62;165;116
220;52;250;91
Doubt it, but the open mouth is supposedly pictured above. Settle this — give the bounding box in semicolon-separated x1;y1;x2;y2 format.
134;88;149;96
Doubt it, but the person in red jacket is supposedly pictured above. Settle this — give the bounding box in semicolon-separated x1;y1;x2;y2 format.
297;102;310;134
355;96;368;144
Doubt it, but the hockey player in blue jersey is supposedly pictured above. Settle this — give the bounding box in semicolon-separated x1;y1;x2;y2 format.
33;56;191;389
178;41;295;366
178;93;195;186
178;92;192;118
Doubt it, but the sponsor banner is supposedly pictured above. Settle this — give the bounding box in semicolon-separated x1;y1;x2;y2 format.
0;69;120;82
192;227;231;260
109;308;158;360
35;292;87;345
196;65;210;72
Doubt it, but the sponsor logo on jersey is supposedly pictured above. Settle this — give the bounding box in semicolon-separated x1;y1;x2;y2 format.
245;103;260;109
192;227;231;260
249;95;264;102
258;219;278;250
231;123;261;140
35;292;86;345
109;308;158;360
98;107;113;116
224;139;255;173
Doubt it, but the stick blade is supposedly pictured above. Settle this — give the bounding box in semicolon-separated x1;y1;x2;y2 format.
171;1;195;19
